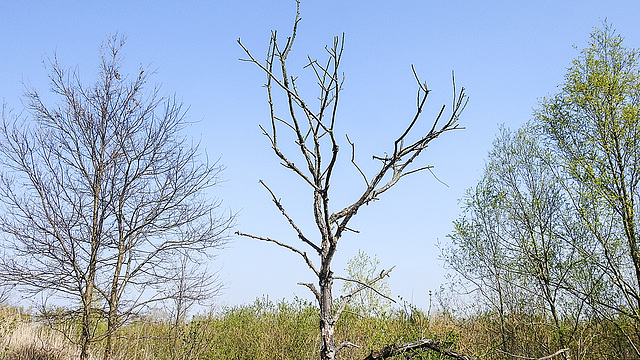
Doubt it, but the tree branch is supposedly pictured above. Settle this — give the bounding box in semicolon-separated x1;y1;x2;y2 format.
364;339;476;360
329;73;467;240
346;134;369;187
298;281;321;303
498;348;569;360
235;231;319;277
259;179;321;254
337;341;362;351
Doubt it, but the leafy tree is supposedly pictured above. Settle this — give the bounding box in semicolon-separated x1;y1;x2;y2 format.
536;23;640;352
446;126;582;358
341;250;392;318
0;36;232;360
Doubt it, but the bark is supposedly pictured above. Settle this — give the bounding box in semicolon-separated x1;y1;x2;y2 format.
79;285;94;360
81;166;105;360
103;275;120;360
319;274;336;359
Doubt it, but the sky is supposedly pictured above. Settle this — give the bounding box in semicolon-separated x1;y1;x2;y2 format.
1;1;640;312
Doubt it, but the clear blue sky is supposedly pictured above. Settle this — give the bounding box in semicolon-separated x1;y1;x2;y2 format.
2;1;640;311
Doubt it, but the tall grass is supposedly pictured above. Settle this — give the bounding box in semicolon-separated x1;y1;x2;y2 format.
2;298;638;359
1;305;94;360
96;297;466;360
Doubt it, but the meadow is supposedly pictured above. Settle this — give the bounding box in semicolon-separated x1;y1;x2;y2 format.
2;297;637;360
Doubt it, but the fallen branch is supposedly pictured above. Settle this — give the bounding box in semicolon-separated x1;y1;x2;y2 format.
537;349;569;360
500;348;569;360
364;339;475;360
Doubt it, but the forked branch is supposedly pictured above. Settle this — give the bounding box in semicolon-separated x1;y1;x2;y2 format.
330;70;467;240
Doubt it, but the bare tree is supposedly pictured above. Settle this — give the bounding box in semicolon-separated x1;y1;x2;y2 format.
0;284;11;304
159;253;221;360
0;35;232;360
236;3;467;359
164;254;221;327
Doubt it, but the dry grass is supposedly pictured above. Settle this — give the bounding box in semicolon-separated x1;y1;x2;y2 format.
1;306;90;360
2;323;85;360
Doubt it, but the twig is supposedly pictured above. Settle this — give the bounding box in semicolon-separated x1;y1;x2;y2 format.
334;267;395;323
346;134;369;187
337;341;362;351
335;268;396;303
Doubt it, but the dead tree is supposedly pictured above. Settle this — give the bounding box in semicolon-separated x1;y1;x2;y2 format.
237;3;467;360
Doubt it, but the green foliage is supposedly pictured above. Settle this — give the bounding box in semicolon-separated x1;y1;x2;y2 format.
535;21;640;353
446;125;583;357
537;22;640;207
341;250;392;318
105;297;464;360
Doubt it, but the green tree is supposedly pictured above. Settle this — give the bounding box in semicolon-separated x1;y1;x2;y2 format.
341;251;392;318
446;126;581;358
536;23;640;353
447;23;640;358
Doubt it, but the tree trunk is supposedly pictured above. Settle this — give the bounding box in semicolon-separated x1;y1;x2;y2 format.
104;230;125;360
81;213;101;360
80;285;94;360
80;262;98;360
319;274;336;360
103;306;118;360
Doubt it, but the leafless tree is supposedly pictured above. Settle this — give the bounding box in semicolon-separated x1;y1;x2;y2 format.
164;254;221;327
160;253;221;360
237;3;467;360
0;284;11;304
0;35;232;360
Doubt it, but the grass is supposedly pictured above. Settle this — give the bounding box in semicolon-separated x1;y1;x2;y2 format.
2;297;638;360
1;306;91;360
